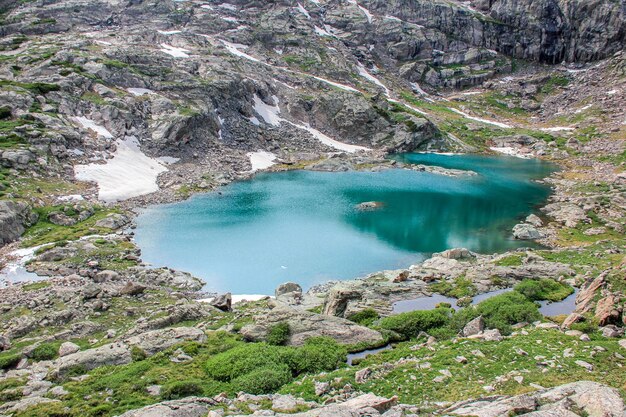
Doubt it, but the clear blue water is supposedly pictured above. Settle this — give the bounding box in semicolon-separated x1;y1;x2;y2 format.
134;154;556;294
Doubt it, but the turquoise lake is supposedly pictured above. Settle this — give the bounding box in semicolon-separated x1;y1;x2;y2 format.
134;154;556;294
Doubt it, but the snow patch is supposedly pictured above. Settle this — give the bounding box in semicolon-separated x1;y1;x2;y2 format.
75;137;168;202
314;26;333;37
75;117;113;138
311;75;359;93
157;156;180;164
248;151;277;172
287;121;370;153
221;40;260;62
542;126;575;132
218;3;237;10
297;3;311;19
158;30;182;35
358;4;373;23
450;108;511;129
159;43;190;58
357;63;390;97
490;147;532;159
253;95;281;126
127;88;154;96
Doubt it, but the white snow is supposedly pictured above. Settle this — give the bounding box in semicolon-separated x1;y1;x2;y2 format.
297;3;311;19
159;43;190;58
357;63;390;96
221;16;239;22
127;88;154;96
200;294;270;304
461;91;481;96
311;75;359;93
490;147;532;159
314;25;333;37
385;15;402;22
387;99;430;116
358;5;373;23
248;150;277;172
286;121;370;153
158;30;182;35
607;89;618;95
75;117;113;138
541;126;575;132
249;117;260;126
218;3;237;10
200;4;213;10
95;40;112;46
253;95;281;126
221;40;260;62
58;194;85;202
450;108;512;129
575;104;593;114
74;136;168;202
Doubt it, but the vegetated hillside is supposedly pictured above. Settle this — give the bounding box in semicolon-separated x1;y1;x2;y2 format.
0;0;624;416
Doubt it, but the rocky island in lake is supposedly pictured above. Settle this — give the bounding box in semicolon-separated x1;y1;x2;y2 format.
0;0;625;416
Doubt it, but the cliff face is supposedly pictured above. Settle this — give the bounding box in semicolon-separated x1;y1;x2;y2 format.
363;0;625;64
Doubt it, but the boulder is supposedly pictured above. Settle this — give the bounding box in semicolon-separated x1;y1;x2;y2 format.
119;281;147;296
210;293;232;312
54;342;132;377
241;304;383;347
118;397;217;417
462;316;485;337
512;223;543;240
445;381;624;417
323;286;362;317
275;282;302;297
0;200;38;245
125;327;207;356
95;213;130;229
525;214;543;227
439;248;474;260
58;342;80;357
595;295;622;326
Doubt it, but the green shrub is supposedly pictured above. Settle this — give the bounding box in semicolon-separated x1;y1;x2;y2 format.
431;276;477;298
130;346;147;362
514;279;574;302
0;106;11;119
0;353;21;370
347;308;379;326
287;337;347;374
267;322;290;346
378;308;451;340
204;343;286;382
451;291;542;335
161;379;204;400
30;343;58;361
231;365;293;395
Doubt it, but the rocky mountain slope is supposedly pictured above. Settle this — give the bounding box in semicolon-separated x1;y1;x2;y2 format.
0;0;625;416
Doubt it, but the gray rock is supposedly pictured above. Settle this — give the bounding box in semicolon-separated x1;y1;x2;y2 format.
512;223;543;240
125;327;207;356
210;293;232;312
462;316;485;337
525;214;543;227
0;200;38;244
58;341;80;357
118;397;217;417
275;282;302;297
95;213;130;230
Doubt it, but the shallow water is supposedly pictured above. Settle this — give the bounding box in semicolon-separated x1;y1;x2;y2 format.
539;289;579;316
346;345;393;365
135;154;555;294
392;288;513;313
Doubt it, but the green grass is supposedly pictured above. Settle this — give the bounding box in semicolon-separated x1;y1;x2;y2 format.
514;278;574;302
0;80;60;95
280;329;626;405
430;276;477;299
22;206;122;247
494;254;524;267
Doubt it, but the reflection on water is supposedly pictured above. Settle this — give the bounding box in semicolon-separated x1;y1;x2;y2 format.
539;289;578;316
135;154;556;294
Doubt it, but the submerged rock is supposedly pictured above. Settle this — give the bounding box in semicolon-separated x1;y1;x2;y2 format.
355;201;385;211
513;223;544;240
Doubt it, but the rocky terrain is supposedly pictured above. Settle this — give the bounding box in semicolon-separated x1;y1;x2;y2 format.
0;0;625;416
